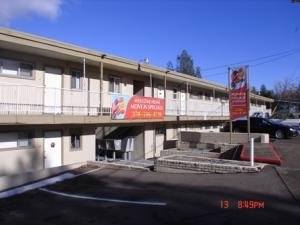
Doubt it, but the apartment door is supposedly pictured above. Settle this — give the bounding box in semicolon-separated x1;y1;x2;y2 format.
180;91;186;115
44;67;62;114
44;131;62;168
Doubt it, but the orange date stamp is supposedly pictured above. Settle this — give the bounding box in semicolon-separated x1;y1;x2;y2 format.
220;200;265;209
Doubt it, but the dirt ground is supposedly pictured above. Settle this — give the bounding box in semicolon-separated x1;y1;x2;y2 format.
0;137;300;225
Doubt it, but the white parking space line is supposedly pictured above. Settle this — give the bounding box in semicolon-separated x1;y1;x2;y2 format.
39;188;167;206
73;167;104;178
0;173;75;199
0;167;104;199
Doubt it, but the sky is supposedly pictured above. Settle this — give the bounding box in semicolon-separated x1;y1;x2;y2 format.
1;0;300;90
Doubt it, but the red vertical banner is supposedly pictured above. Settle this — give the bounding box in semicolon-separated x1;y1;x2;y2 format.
229;67;248;120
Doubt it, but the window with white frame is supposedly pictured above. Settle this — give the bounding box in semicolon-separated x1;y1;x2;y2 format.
109;77;120;93
71;69;83;89
0;58;33;77
70;132;81;150
0;131;32;149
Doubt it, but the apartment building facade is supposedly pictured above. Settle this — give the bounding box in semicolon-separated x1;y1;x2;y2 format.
0;28;273;176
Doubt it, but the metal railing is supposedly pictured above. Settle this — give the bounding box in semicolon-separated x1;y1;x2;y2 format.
0;82;101;116
165;97;230;117
0;83;270;118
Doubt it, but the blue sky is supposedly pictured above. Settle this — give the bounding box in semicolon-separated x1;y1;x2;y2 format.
1;0;300;90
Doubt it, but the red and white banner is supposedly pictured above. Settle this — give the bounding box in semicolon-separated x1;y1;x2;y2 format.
229;67;248;120
111;95;165;120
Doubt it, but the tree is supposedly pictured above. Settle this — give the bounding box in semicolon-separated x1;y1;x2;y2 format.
166;49;202;78
166;61;174;71
250;86;258;94
176;50;195;76
259;84;274;98
195;66;202;78
274;78;296;100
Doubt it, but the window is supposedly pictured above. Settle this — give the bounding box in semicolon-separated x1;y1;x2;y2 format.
18;132;32;147
173;88;178;99
204;92;211;100
190;91;202;99
109;77;120;93
20;63;33;77
0;58;33;77
71;133;81;150
71;70;83;89
0;131;32;149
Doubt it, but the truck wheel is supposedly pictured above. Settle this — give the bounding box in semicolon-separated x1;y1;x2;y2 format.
275;129;285;139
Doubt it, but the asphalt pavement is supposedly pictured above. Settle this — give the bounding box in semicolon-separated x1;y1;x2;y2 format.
0;136;300;225
271;136;300;203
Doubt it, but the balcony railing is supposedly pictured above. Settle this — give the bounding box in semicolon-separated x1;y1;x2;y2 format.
0;82;103;116
0;83;270;118
166;97;230;117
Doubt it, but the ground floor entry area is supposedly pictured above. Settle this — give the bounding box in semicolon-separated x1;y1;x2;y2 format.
0;125;95;177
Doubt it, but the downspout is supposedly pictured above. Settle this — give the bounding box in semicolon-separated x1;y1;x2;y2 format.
186;81;188;115
83;58;89;115
150;73;153;97
164;71;168;113
100;60;103;115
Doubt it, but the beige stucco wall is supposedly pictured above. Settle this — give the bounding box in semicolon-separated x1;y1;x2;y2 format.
144;124;155;159
0;49;44;86
155;134;164;157
62;126;95;165
143;124;166;159
166;125;178;140
0;125;95;176
0;127;44;176
0;148;43;176
101;71;133;108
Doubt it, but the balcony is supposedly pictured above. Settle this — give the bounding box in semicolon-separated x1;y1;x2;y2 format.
0;83;270;120
0;83;104;116
165;96;230;117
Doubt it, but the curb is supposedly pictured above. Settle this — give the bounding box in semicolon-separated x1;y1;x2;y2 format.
87;161;151;172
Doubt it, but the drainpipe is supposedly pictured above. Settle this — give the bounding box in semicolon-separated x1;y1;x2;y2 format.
186;82;188;115
83;58;86;78
164;71;168;113
100;61;103;115
149;73;153;97
153;126;156;158
83;58;89;115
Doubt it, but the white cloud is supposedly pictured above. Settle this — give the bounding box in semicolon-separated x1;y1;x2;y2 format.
0;0;63;25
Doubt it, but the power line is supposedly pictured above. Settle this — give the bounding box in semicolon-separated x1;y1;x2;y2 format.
204;71;227;78
202;48;300;72
250;51;299;67
203;49;300;78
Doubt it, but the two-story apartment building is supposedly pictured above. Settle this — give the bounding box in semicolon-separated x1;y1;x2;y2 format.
0;28;273;176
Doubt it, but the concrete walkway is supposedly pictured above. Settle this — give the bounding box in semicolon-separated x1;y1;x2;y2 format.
240;142;282;165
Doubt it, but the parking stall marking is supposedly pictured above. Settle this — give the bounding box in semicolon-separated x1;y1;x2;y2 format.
39;187;167;206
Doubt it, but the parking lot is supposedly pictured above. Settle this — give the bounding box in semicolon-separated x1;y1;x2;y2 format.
0;137;300;225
